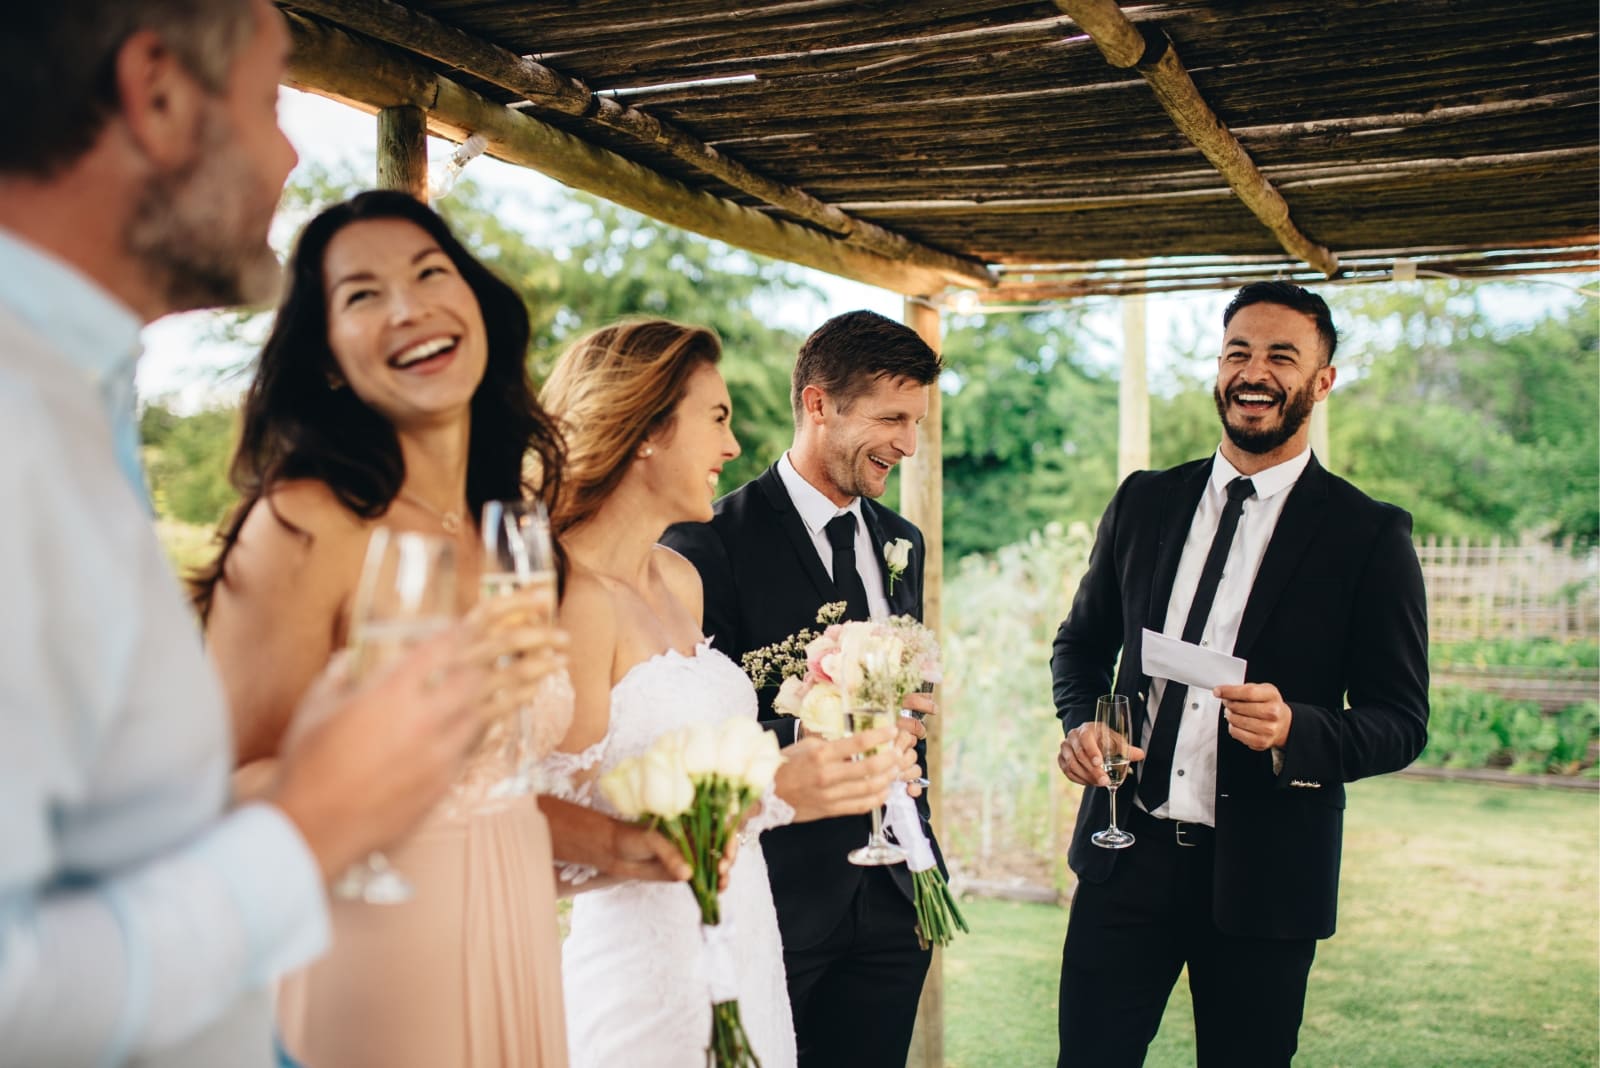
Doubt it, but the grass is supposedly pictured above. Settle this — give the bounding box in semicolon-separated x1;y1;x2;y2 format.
943;777;1600;1067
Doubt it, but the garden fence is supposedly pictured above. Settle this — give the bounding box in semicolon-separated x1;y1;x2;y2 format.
1415;535;1598;643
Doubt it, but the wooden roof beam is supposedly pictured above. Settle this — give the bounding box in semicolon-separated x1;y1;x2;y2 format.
280;12;959;297
1055;0;1340;277
278;0;995;291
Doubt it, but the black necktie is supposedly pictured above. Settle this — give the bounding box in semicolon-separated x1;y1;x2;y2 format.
825;513;872;622
1138;476;1257;811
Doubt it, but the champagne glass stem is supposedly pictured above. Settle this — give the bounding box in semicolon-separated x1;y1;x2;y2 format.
1107;785;1119;833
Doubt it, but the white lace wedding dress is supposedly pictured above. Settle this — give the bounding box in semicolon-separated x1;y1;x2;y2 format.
543;641;798;1068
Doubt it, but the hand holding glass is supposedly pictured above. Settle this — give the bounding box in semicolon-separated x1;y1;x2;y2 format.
844;705;907;867
334;527;458;903
1090;695;1135;850
479;499;557;794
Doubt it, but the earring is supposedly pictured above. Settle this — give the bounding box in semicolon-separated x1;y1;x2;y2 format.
640;444;655;458
325;370;346;391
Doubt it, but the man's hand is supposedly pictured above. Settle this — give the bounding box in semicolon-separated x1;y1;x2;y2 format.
272;626;488;881
1057;722;1147;788
1215;682;1292;751
894;694;933;798
774;729;899;822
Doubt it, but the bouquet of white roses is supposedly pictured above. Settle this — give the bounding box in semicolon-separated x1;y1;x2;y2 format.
745;613;967;949
599;716;784;1068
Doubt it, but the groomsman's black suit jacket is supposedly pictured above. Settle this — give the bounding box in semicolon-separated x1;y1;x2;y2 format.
1052;454;1429;941
663;462;944;950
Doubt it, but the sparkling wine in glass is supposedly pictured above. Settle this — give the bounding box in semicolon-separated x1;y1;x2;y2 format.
845;705;907;867
1090;694;1136;850
479;499;557;794
333;527;458;904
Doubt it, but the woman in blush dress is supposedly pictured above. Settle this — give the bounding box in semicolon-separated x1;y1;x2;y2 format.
194;190;572;1068
537;321;906;1068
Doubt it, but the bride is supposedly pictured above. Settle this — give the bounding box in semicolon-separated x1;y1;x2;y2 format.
538;321;903;1068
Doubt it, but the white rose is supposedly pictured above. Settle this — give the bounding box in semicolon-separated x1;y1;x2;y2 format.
884;537;912;573
714;716;767;781
599;757;644;820
798;681;847;739
638;748;695;817
740;732;784;791
834;621;877;697
773;675;805;718
677;722;721;778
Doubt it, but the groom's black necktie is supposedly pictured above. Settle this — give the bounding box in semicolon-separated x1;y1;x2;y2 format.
825;513;873;622
1138;476;1257;812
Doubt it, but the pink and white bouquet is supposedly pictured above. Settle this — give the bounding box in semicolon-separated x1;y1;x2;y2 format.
743;609;967;949
599;716;784;1068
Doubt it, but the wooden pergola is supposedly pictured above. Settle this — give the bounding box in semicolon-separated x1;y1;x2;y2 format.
275;1;1599;1061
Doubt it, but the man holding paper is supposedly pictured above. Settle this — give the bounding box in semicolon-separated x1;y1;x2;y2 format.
1050;282;1429;1068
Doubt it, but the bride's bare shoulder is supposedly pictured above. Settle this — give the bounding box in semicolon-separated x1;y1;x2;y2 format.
651;543;704;619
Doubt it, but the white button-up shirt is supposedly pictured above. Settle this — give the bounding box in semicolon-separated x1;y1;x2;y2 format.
1143;446;1311;825
0;229;329;1067
776;451;889;620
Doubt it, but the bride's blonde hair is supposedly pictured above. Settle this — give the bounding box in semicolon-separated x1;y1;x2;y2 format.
541;319;722;536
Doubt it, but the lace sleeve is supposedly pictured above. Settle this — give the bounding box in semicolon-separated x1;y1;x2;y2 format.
742;781;795;840
536;739;608;886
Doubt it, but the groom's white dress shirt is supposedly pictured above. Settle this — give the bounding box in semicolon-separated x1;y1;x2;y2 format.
1142;446;1310;826
777;451;889;620
0;229;329;1068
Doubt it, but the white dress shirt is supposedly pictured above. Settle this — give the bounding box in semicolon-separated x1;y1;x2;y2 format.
776;451;890;620
0;229;329;1068
1143;446;1312;825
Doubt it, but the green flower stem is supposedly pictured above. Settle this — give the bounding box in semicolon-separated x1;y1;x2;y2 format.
910;868;969;949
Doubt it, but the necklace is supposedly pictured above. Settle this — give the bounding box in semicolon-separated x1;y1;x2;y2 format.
398;489;464;534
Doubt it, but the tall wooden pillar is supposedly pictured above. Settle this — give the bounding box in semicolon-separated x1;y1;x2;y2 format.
900;296;945;1068
1118;288;1151;480
377;105;428;201
1310;399;1331;469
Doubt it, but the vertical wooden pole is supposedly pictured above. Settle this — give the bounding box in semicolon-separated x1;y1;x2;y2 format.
901;296;944;1068
1118;287;1150;480
377;104;429;201
1310;397;1331;469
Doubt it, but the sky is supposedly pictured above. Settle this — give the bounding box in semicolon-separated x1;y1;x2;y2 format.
135;87;1591;410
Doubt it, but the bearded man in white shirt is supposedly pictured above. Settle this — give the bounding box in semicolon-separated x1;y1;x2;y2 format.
1051;282;1430;1068
0;3;513;1065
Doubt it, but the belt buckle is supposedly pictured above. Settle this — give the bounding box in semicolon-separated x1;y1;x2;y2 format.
1174;821;1198;848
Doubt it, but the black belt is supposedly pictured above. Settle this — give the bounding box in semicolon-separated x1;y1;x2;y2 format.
1131;805;1214;848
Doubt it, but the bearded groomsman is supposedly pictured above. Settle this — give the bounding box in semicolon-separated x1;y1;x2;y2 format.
664;309;945;1068
1052;281;1429;1067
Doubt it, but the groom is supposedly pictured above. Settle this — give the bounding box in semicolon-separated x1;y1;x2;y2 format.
664;309;944;1068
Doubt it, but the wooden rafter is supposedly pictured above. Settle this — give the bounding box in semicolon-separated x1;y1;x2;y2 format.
279;0;996;291
281;12;961;297
1056;0;1341;277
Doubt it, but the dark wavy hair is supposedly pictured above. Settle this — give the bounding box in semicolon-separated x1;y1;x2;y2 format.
190;190;565;620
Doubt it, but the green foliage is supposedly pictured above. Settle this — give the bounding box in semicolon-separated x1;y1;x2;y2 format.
1327;282;1599;546
941;521;1094;873
140;401;238;525
1416;686;1598;774
1433;637;1600;670
940;310;1119;560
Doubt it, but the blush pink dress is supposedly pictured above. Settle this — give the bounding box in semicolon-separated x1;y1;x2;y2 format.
277;673;574;1068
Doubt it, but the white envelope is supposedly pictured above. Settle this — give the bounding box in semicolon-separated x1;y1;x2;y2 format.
1140;627;1247;691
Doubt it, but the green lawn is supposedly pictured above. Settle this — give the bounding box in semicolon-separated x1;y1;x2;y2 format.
944;777;1600;1067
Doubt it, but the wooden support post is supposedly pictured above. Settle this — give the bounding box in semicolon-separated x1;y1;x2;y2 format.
1310;397;1330;470
1118;286;1150;480
377;104;428;201
900;297;944;1068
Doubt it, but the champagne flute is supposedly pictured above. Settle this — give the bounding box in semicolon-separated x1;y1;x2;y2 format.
845;704;908;867
1090;694;1136;849
333;527;458;904
479;499;557;795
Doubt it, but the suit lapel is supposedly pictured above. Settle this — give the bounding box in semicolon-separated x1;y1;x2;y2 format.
754;464;836;604
859;504;914;616
1232;455;1329;658
1145;461;1211;631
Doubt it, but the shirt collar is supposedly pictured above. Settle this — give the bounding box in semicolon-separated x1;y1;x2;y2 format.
0;227;143;384
1210;444;1312;502
777;451;864;537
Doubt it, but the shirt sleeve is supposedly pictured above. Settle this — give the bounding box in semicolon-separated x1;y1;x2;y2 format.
0;389;328;1065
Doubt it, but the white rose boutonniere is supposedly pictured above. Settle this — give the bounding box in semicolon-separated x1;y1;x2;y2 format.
884;537;913;594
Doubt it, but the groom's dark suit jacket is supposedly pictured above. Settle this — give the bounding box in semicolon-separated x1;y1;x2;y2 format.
663;462;943;949
1052;454;1429;941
